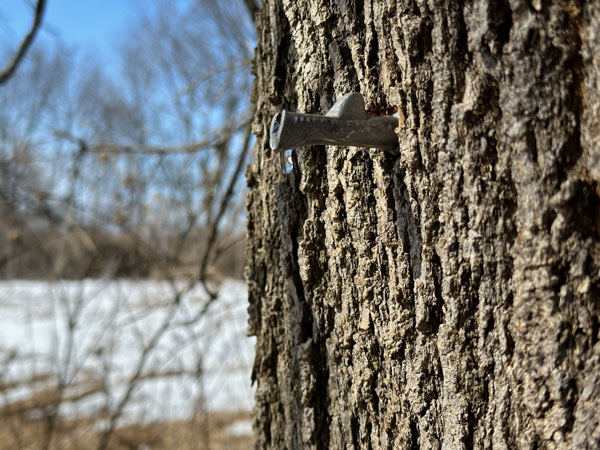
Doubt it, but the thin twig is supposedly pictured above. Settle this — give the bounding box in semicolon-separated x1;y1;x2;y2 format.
198;124;251;283
243;0;259;18
189;123;252;318
53;119;250;154
180;58;252;96
95;290;182;450
0;0;46;85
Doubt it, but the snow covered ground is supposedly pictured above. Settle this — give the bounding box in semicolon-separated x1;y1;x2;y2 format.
0;279;254;423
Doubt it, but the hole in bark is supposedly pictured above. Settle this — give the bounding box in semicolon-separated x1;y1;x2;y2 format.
366;25;379;69
570;181;600;240
413;20;432;64
484;314;495;336
466;406;475;448
456;3;470;67
313;339;331;449
490;0;513;50
525;128;539;164
430;251;444;334
410;419;419;449
591;310;599;347
272;9;292;104
355;0;364;22
351;417;360;447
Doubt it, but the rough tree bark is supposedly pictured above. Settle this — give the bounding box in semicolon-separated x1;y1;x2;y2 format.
245;1;600;448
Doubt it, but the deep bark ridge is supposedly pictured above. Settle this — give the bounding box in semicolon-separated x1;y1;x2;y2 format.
246;1;600;448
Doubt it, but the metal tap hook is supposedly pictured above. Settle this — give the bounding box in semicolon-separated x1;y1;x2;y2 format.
269;93;399;152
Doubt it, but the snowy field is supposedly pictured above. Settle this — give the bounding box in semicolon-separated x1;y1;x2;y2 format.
0;279;254;424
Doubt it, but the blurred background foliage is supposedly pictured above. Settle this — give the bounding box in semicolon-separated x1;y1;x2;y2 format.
0;1;258;448
0;0;255;282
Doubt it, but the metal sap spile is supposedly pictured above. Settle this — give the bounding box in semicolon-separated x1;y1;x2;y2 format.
269;93;398;151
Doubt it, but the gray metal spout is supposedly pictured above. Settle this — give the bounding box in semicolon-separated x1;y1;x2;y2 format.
269;93;398;152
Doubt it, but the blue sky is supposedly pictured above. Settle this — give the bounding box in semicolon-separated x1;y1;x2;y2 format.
0;0;135;59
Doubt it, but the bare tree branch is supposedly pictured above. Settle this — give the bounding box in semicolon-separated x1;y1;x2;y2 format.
198;124;251;283
185;122;253;318
0;0;47;86
52;119;250;154
96;290;181;450
242;0;259;18
180;58;252;96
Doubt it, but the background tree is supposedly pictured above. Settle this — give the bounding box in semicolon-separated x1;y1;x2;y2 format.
1;0;254;282
0;1;256;448
246;1;600;448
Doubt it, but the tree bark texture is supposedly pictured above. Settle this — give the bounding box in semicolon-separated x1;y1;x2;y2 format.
245;1;600;448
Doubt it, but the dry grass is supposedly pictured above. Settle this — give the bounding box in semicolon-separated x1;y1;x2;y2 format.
0;410;253;449
0;278;254;450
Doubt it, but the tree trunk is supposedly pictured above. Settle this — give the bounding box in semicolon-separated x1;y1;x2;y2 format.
245;1;600;448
